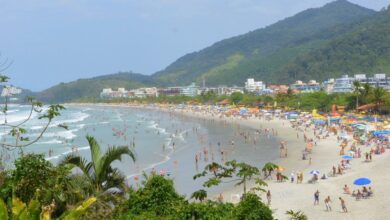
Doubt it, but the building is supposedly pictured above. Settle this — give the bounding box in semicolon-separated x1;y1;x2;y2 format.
367;73;389;89
180;83;199;97
322;78;335;94
289;80;321;93
1;86;22;97
157;87;181;96
267;85;289;94
100;87;158;99
331;73;389;93
332;75;353;93
245;78;265;93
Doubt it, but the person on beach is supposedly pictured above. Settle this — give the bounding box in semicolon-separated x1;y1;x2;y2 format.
218;193;223;203
266;190;271;205
343;184;351;194
325;196;332;211
290;172;295;183
314;190;320;205
339;197;348;213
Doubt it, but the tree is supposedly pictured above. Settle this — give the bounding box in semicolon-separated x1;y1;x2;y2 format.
285;210;308;220
361;83;372;104
59;135;135;218
234;193;273;220
60;135;135;194
11;154;54;204
126;173;185;217
194;160;266;196
371;87;386;113
230;92;244;104
352;80;362;110
0;73;65;155
191;189;207;202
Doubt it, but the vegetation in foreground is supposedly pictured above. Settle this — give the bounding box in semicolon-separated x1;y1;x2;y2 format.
0;148;277;219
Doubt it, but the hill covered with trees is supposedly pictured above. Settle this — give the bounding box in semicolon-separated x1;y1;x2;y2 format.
36;1;390;103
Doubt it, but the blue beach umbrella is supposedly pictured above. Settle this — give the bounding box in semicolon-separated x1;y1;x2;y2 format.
342;155;353;160
309;170;320;175
353;177;371;186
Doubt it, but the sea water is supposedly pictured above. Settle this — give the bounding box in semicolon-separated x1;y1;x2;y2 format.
0;105;279;197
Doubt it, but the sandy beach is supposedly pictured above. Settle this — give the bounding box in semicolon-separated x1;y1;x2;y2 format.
68;103;389;220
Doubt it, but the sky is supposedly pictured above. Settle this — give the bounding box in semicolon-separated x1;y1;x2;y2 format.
0;0;389;91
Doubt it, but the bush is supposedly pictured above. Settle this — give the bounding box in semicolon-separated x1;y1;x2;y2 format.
234;193;273;220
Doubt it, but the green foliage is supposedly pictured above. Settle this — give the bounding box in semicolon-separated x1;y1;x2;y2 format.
60;135;135;193
191;189;207;202
59;197;97;220
0;198;8;220
281;8;390;83
11;154;53;204
286;210;308;220
37;2;387;103
195;160;265;195
234;193;273;220
37;72;153;103
153;0;375;86
125;174;185;217
185;201;235;220
230;92;244;104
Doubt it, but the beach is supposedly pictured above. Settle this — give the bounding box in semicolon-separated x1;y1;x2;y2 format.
68;103;389;220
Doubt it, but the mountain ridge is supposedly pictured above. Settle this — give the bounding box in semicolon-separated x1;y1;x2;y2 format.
33;0;390;102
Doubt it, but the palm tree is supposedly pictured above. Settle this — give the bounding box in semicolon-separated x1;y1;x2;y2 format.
372;87;386;113
285;210;308;220
361;83;372;103
352;81;362;110
60;135;136;194
191;189;207;202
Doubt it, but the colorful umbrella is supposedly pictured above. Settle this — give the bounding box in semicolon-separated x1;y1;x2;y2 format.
353;178;371;186
342;155;353;160
309;170;320;175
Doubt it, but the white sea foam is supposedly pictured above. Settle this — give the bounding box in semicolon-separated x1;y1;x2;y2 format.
46;145;90;161
126;154;171;179
50;112;89;128
39;139;63;144
44;129;78;140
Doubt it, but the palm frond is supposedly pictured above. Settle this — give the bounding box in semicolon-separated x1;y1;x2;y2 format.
86;135;103;177
98;146;135;183
59;154;93;183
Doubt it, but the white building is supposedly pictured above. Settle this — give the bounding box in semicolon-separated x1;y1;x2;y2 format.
1;86;22;97
245;78;265;93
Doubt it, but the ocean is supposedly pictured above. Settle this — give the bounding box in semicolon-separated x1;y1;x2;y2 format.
0;105;280;197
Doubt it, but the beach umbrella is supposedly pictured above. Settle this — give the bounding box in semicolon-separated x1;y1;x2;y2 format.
277;166;285;172
353;177;371;186
309;170;320;175
342;155;353;160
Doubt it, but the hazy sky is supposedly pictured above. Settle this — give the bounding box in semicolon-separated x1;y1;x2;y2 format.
0;0;389;91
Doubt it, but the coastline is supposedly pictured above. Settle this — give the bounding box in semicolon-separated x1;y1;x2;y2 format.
66;103;390;220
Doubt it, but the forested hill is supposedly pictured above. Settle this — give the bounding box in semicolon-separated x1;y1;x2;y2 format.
36;0;390;103
152;0;376;86
37;72;154;103
278;7;390;83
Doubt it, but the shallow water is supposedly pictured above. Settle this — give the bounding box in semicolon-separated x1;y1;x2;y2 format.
0;105;280;197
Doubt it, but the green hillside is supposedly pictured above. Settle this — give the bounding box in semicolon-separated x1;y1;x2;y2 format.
279;8;390;83
153;0;376;86
36;0;390;103
37;72;154;103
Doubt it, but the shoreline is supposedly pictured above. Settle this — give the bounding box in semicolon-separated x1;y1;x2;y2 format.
66;103;390;220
